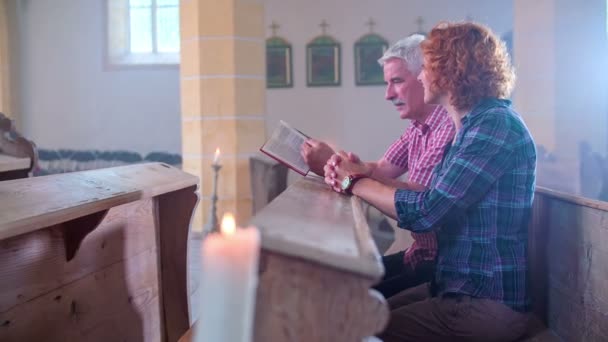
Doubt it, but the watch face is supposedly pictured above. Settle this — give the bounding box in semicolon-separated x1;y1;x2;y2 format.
340;176;351;191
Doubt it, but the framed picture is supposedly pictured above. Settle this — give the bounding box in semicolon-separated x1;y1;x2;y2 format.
266;37;293;88
306;36;341;87
354;34;389;86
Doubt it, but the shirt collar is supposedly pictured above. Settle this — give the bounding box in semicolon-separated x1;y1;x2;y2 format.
461;98;512;125
412;106;447;135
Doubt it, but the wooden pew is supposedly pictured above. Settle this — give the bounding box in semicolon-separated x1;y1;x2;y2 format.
526;186;608;341
181;175;388;341
0;112;37;180
249;154;288;215
0;163;198;342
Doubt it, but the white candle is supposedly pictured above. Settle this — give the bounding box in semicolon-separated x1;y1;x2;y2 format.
213;148;221;165
195;213;260;342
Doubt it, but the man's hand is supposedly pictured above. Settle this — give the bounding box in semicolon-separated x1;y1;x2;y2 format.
324;152;399;218
301;139;335;176
323;151;372;194
323;153;344;192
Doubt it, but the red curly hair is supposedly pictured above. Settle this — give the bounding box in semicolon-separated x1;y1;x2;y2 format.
421;22;515;111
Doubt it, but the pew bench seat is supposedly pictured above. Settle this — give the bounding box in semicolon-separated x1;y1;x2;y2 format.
520;316;562;341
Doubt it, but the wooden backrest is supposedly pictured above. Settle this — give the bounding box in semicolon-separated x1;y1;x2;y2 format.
249;154;288;215
528;187;608;341
0;163;197;238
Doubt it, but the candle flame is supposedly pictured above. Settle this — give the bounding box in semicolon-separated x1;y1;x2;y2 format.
215;148;220;157
220;213;236;235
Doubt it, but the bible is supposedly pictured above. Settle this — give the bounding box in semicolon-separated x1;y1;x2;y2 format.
260;120;310;176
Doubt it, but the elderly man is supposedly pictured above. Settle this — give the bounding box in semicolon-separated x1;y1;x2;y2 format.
301;35;454;299
326;22;536;341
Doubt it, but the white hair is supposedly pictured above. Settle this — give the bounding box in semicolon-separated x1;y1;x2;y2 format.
378;34;425;75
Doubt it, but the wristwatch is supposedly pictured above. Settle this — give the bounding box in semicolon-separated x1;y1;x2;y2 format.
340;174;368;195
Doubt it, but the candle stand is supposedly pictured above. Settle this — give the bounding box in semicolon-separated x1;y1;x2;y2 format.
204;163;222;235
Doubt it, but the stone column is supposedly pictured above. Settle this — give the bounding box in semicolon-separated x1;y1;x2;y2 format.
180;0;266;230
0;0;14;118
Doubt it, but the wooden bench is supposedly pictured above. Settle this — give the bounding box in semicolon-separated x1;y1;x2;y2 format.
523;186;608;341
0;112;37;180
0;163;198;341
182;175;388;341
249;154;288;215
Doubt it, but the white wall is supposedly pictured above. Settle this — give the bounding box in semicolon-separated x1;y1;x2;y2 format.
17;0;181;155
15;0;512;159
554;0;608;157
264;0;514;161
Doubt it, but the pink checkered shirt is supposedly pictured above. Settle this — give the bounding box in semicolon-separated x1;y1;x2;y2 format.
383;106;455;270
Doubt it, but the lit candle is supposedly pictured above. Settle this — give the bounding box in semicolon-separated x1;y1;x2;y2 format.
194;213;260;342
213;148;221;165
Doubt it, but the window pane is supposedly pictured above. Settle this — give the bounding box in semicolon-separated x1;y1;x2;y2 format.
156;7;180;53
157;0;178;6
130;8;153;53
129;0;151;8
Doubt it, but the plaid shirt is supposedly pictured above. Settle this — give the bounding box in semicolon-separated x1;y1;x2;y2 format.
383;106;454;270
394;98;536;312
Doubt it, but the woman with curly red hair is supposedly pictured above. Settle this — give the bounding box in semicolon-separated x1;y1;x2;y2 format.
377;22;537;341
418;21;516;126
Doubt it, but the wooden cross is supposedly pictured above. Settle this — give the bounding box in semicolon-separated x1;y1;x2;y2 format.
415;16;424;33
365;17;376;33
319;20;329;35
270;21;280;36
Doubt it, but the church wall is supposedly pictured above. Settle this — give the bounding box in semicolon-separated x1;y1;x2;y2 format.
17;0;181;155
514;0;608;199
263;0;514;162
553;0;608;158
15;0;512;161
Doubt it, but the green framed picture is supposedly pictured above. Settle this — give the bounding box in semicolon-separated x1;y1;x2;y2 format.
306;35;341;87
266;37;293;88
354;34;389;86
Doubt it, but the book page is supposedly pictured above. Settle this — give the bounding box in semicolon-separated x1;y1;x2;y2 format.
261;121;310;175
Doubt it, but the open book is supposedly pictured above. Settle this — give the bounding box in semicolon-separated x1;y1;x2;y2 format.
260;120;310;176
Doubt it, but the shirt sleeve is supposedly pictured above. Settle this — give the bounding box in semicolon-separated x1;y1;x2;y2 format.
382;130;410;172
408;121;456;187
394;113;516;232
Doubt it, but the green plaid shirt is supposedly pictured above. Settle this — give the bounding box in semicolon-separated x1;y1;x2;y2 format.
395;98;536;312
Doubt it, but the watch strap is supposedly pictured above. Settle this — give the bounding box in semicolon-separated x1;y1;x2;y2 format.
344;173;367;195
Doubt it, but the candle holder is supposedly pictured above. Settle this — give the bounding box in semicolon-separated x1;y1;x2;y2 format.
204;163;222;234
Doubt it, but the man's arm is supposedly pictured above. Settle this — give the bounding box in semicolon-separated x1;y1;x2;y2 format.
324;153;427;217
373;118;456;190
346;154;423;190
371;159;404;179
370;160;429;190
